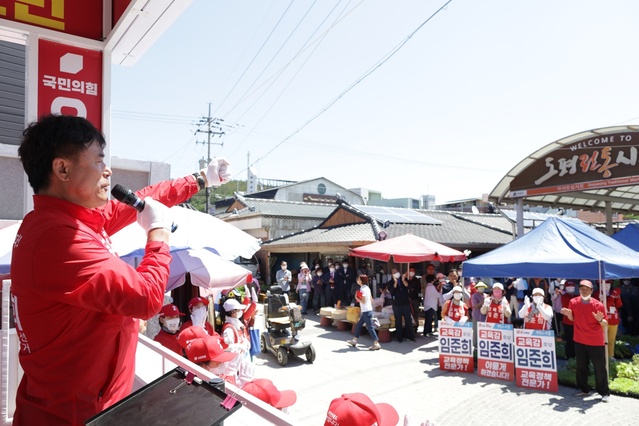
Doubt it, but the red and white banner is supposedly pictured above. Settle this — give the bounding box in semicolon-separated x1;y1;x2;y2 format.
438;321;474;373
477;322;515;381
514;329;558;392
38;38;102;129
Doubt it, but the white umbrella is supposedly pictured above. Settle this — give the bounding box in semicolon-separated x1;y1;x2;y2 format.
119;247;252;292
110;205;261;260
0;222;21;279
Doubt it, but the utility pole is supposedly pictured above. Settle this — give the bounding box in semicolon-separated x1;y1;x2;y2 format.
196;103;225;213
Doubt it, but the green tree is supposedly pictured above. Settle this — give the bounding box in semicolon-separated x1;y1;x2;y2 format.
188;180;247;212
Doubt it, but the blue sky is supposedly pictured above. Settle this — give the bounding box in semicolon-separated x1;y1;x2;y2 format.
110;0;639;204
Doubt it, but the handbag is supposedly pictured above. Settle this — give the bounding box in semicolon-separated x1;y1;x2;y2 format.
249;327;260;357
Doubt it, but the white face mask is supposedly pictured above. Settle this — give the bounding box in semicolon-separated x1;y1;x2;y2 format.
164;318;180;333
317;272;323;277
329;268;335;273
234;310;243;319
409;272;415;277
281;266;287;270
453;293;462;301
581;294;591;301
532;296;544;304
393;272;401;279
565;287;575;294
343;264;348;269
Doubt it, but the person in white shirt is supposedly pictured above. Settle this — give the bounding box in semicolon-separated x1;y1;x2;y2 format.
422;274;440;337
347;275;381;351
275;261;292;294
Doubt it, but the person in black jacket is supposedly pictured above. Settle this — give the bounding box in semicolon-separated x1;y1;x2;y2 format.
388;268;416;342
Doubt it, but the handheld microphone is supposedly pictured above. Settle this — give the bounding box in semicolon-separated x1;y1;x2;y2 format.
111;184;177;232
111;184;145;211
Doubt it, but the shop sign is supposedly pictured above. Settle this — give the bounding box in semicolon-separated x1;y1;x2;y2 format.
510;131;639;197
38;38;102;129
0;0;102;40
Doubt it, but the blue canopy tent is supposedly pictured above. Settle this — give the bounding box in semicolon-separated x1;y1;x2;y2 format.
611;222;639;252
462;216;639;280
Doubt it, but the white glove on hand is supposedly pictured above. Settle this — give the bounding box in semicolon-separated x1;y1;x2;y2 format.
191;307;207;328
201;157;231;187
483;297;491;308
444;316;455;325
459;316;468;325
524;296;531;309
137;198;173;232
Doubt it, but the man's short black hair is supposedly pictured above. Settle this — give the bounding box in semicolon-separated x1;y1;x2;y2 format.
19;114;106;193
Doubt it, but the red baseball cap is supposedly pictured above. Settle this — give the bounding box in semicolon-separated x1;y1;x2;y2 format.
324;393;399;426
177;326;208;349
188;296;209;311
185;336;236;363
158;304;185;317
242;379;297;409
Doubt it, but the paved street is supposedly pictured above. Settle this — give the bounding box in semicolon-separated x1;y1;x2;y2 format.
251;311;639;425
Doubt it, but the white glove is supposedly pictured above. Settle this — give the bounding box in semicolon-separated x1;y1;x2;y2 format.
524;296;531;309
190;306;207;327
483;297;491;308
444;316;455;325
459;316;468;325
136;197;173;232
201;157;231;187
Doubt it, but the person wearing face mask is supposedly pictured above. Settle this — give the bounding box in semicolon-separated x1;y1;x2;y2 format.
405;267;422;332
324;262;336;307
389;268;416;342
276;261;292;295
480;282;512;324
347;275;382;350
342;261;356;307
598;281;623;360
154;304;186;355
221;298;254;387
518;288;553;330
297;262;312;315
561;280;609;401
179;296;218;337
422;274;440;337
560;281;577;359
313;265;327;314
332;262;346;308
441;286;469;325
471;281;488;345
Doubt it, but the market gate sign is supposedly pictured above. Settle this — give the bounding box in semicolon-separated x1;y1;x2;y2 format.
510;131;639;197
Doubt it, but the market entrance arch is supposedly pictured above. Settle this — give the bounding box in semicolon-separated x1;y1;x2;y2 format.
488;125;639;236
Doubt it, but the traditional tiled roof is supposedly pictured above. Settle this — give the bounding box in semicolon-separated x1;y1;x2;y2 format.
217;197;336;219
262;205;514;252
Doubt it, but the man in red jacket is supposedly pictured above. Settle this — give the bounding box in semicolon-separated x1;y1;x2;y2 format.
10;115;231;425
561;279;610;402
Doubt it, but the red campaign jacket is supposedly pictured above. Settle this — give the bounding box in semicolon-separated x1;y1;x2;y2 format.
10;177;198;425
154;329;184;355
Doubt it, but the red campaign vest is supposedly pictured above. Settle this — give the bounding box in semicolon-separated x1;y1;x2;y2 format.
446;300;466;321
221;323;248;349
606;296;622;325
486;300;505;324
523;306;549;330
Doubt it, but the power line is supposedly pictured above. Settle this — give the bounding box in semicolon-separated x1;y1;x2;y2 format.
251;0;455;167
